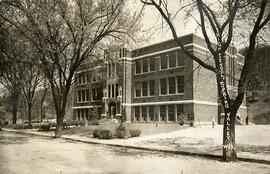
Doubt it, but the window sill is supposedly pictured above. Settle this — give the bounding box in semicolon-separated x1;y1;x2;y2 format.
135;71;155;75
160;66;185;71
159;93;184;96
134;96;156;99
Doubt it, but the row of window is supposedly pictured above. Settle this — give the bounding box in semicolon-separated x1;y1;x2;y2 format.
134;104;184;122
160;76;184;95
107;84;120;98
77;88;103;102
135;76;184;98
77;72;89;85
76;108;102;120
135;80;155;97
77;89;90;102
135;51;184;74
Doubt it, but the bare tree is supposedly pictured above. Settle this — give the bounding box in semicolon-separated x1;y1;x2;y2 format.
141;0;270;161
0;0;143;137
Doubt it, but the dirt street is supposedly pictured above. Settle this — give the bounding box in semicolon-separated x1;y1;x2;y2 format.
0;131;269;174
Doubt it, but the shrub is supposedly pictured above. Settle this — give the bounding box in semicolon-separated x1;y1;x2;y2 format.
89;119;99;126
93;129;103;138
39;123;51;131
99;129;113;139
32;123;42;129
50;122;57;128
115;124;127;139
252;113;270;125
129;129;141;137
6;124;29;129
75;120;86;127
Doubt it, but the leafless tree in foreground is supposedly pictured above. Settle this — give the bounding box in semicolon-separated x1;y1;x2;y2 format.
141;0;270;161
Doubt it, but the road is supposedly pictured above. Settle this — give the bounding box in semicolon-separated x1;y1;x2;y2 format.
0;131;269;174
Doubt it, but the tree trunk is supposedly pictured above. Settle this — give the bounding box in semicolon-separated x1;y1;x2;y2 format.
27;102;32;129
55;110;64;138
11;93;19;124
222;110;237;161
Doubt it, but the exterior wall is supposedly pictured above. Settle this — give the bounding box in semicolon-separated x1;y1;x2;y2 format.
72;33;246;124
193;104;218;123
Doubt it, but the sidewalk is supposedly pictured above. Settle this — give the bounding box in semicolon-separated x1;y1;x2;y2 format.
3;124;270;164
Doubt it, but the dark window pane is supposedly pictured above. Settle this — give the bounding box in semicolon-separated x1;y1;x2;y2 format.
149;105;154;121
168;105;175;121
136;60;141;74
169;52;176;68
160;78;167;95
177;76;184;93
108;85;111;98
160;105;166;121
78;90;81;102
135;83;141;97
168;77;176;94
150;58;155;71
177;104;183;115
142;59;148;73
160;54;167;69
112;85;114;98
177;51;184;66
86;90;89;101
142;81;148;96
116;84;118;96
135;106;140;121
149;80;155;96
141;106;147;121
82;90;85;101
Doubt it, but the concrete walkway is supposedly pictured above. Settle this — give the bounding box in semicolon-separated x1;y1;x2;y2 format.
3;125;270;164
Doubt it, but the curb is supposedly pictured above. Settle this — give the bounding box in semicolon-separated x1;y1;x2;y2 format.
2;129;270;165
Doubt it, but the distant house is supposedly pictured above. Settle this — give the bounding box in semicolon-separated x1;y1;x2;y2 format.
72;34;247;124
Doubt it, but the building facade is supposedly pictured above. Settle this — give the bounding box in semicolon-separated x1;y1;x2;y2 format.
73;34;247;124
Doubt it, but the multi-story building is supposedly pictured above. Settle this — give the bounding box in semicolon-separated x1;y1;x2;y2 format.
73;34;247;124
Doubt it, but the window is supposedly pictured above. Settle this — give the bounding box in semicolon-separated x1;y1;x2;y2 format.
177;51;184;66
149;105;154;121
168;77;176;94
135;106;140;121
112;84;115;98
160;105;166;121
160;78;167;95
142;59;148;73
141;106;147;121
116;84;119;96
149;80;155;96
160;54;168;69
78;91;81;102
169;52;176;68
86;90;89;101
136;60;141;74
177;104;183;115
92;88;96;100
142;81;148;96
108;85;111;98
150;58;155;71
135;82;141;97
108;63;111;77
177;76;184;93
82;90;85;101
168;105;175;121
78;89;90;102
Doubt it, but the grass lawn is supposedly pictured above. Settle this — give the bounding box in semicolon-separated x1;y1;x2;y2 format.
60;120;187;138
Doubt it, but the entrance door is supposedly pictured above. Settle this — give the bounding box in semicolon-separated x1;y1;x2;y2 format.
109;102;116;118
